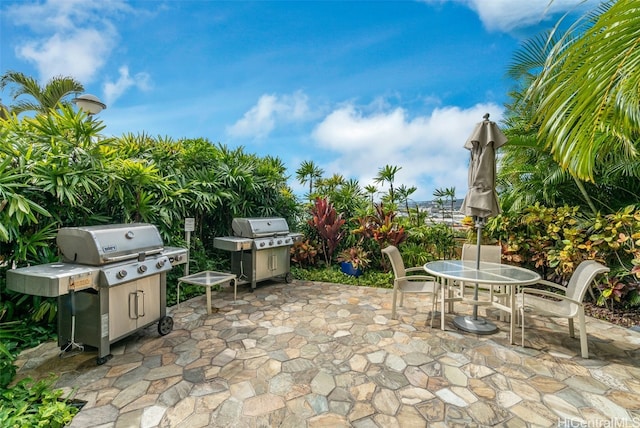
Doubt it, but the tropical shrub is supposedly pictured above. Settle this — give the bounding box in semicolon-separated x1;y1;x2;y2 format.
307;197;345;266
290;239;320;268
352;203;407;249
485;203;640;307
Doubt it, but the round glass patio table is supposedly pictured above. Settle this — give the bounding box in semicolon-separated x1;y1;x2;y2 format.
424;260;541;343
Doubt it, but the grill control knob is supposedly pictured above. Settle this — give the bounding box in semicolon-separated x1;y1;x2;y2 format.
156;259;166;268
116;270;128;279
277;239;282;245
259;242;265;248
174;254;183;262
138;265;148;274
268;240;274;246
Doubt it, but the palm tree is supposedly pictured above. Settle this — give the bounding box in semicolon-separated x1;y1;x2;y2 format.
316;174;345;195
503;27;639;214
524;1;640;182
432;188;447;224
396;184;417;223
364;185;377;209
0;71;84;115
0;99;9;120
296;160;324;198
374;165;401;204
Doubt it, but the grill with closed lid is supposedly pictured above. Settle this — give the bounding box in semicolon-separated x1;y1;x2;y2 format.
6;223;188;365
214;217;301;289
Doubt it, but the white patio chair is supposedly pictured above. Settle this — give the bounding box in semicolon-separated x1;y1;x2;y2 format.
460;244;503;301
517;260;609;359
382;245;440;326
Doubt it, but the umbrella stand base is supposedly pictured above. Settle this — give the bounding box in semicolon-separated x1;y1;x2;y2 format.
453;315;499;335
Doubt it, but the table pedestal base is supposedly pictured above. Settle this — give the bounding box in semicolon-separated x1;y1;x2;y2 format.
453;315;498;335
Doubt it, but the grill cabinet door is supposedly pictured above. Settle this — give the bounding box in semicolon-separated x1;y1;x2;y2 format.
109;276;160;341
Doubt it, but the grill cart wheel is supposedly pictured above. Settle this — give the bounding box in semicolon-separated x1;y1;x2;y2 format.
285;272;293;283
158;316;174;336
96;355;112;365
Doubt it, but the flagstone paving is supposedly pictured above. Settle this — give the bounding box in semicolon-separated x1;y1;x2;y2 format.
14;280;640;427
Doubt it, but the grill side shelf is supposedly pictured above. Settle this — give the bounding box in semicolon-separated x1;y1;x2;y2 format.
7;263;100;297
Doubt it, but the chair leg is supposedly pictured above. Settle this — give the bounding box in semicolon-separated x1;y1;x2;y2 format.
568;318;575;338
520;308;526;348
391;287;398;319
428;285;439;328
578;309;588;359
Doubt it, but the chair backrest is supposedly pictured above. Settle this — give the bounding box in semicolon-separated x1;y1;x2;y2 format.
461;244;501;264
566;260;610;303
382;245;406;282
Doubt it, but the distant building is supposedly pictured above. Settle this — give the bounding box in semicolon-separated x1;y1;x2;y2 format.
406;199;467;227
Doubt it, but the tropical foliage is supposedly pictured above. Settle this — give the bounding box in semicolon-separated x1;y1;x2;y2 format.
0;71;84;115
5;1;640;423
523;0;640;183
485;204;640;307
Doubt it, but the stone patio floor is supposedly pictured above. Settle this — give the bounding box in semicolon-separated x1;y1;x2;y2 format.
14;279;640;428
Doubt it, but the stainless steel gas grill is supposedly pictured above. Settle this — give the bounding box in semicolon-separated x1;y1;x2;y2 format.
214;217;301;289
7;223;187;365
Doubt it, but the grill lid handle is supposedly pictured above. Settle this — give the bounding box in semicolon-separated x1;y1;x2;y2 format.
103;248;163;263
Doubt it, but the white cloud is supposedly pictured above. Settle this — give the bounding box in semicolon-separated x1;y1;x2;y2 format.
5;0;134;85
424;0;602;33
469;0;601;32
17;28;114;83
312;102;504;201
226;91;311;139
103;66;152;106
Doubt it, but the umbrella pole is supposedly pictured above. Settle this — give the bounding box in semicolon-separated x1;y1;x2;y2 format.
473;217;482;320
453;216;498;335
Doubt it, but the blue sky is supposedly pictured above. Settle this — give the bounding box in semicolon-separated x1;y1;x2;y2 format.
1;0;601;202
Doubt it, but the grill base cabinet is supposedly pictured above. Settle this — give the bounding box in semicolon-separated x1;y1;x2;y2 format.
58;273;171;365
230;247;293;289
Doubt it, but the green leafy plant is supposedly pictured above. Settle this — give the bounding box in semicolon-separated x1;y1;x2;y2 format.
291;265;392;288
0;376;80;428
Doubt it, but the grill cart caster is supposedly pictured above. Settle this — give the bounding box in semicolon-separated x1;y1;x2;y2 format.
96;355;112;365
285;272;293;283
158;316;174;336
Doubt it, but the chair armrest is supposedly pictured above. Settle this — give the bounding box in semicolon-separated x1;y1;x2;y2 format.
406;267;426;274
519;288;583;306
397;275;437;282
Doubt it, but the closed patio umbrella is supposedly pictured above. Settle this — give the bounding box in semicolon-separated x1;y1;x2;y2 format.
454;113;507;334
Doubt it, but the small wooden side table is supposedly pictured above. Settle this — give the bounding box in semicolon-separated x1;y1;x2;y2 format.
177;271;237;314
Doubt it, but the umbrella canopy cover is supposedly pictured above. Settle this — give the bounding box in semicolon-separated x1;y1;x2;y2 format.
460;115;507;219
